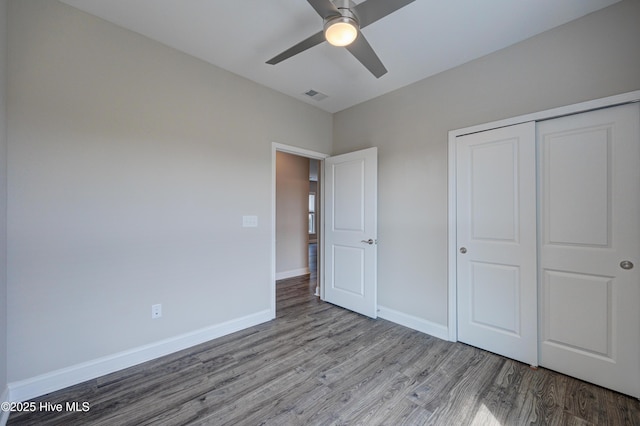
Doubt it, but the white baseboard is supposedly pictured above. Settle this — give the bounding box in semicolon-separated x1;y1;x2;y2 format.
377;305;449;341
275;267;309;280
8;309;273;403
0;386;10;426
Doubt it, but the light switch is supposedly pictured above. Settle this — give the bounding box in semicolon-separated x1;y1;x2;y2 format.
242;215;258;228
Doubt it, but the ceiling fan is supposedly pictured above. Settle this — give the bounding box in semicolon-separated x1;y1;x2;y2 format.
266;0;415;78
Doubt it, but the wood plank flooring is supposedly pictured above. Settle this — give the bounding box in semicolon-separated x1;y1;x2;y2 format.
9;274;640;425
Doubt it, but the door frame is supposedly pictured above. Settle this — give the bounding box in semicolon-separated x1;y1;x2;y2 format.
447;90;640;342
271;142;329;318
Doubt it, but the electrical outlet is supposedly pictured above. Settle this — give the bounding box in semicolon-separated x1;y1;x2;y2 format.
151;304;162;319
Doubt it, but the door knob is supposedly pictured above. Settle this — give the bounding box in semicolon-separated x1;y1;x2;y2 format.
459;247;467;254
361;239;375;245
620;260;634;270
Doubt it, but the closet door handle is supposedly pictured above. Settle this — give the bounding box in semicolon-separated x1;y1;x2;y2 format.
620;260;634;270
459;247;467;254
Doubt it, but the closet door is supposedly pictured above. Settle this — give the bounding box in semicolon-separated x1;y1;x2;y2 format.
456;122;538;366
538;103;640;398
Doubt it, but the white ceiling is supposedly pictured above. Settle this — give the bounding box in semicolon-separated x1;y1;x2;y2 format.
59;0;620;113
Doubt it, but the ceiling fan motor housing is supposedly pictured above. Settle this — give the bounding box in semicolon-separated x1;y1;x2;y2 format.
327;0;359;23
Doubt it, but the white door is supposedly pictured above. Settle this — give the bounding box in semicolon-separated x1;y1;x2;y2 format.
324;147;377;318
538;103;640;398
456;122;538;366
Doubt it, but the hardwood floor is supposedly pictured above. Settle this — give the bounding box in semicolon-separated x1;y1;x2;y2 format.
9;275;640;425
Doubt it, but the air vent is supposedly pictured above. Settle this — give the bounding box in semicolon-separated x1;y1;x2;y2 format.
304;89;328;101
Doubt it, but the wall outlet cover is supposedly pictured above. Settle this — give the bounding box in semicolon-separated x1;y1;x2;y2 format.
152;304;162;319
242;215;258;227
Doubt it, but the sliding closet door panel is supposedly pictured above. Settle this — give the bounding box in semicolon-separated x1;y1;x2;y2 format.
538;103;640;398
456;121;538;366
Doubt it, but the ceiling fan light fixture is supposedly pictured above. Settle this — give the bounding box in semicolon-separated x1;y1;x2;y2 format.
324;16;358;47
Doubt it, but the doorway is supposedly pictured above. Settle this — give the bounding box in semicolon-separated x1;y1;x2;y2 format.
275;151;315;280
271;143;328;318
271;143;379;319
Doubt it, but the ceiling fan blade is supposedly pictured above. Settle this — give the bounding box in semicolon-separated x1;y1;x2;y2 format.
353;0;415;28
345;32;387;78
266;31;326;65
306;0;339;18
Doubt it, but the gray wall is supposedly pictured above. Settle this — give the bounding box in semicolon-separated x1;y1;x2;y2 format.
333;0;640;327
7;0;332;382
275;152;310;278
0;0;8;400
